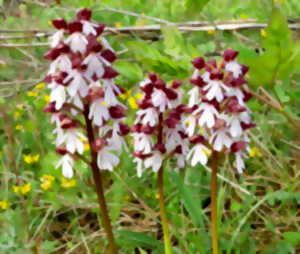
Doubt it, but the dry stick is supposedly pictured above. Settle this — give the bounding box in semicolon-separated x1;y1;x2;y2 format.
1;106;31;243
83;104;118;254
210;151;219;254
158;165;172;254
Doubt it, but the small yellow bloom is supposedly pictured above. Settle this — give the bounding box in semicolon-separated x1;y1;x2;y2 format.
101;100;107;106
35;82;45;90
203;148;212;157
135;18;147;27
32;154;40;162
20;183;31;195
134;93;143;100
24;155;33;164
44;95;50;102
119;93;127;100
155;193;160;199
115;22;122;28
273;0;285;3
199;128;205;135
207;29;215;35
240;13;249;20
40;174;55;182
61;178;76;189
16;124;23;131
14;111;20;119
40;174;55;191
0;201;8;210
260;29;267;38
128;96;138;109
48;20;52;26
249;147;263;158
84;143;90;151
13;185;19;194
27;91;38;98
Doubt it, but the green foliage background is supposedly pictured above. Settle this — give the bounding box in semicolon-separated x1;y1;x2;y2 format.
0;0;300;253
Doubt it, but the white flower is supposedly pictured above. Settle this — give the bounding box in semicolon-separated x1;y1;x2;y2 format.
136;108;159;127
133;133;153;154
50;30;64;48
197;103;219;128
188;87;200;107
89;99;109;126
50;85;66;110
48;55;71;75
151;89;169;112
203;80;228;102
102;80;121;106
235;152;247;174
83;53;104;79
144;151;163;173
97;147;119;171
56;154;74;178
210;129;232;152
185;116;197;137
133;157;144;177
176;154;186;168
68;95;84;115
225;87;246;106
64;70;89;97
82;21;98;36
57;130;85;154
165;127;183;153
187;144;210;166
139;78;150;87
65;33;88;54
228;112;251;138
225;61;242;78
202;71;210;82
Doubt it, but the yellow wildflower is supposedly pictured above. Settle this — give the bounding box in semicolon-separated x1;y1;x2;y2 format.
134;93;143;100
0;201;8;210
273;0;285;3
249;147;263;158
44;95;50;102
32;154;40;162
20;183;31;195
203;148;212;157
16;124;23;131
40;175;55;191
48;20;52;26
14;111;20;119
260;29;267;38
101;100;107;106
84;143;90;151
0;151;2;156
13;185;19;194
27;91;38;98
155;193;160;199
61;178;76;189
128;96;138;109
207;29;215;35
23;154;39;164
35;82;45;90
119;89;132;100
240;13;249;20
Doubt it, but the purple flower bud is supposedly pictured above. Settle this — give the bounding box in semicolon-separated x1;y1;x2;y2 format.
223;49;239;62
192;57;205;69
52;19;68;30
86;36;102;53
155;143;166;154
92;138;106;151
56;145;68;155
119;123;130;136
101;49;116;63
164;88;178;100
171;80;182;89
102;66;119;79
154;79;165;89
190;76;206;87
141;124;154;134
60;117;78;129
148;72;157;82
76;8;92;21
44;102;59;113
109;105;126;119
95;24;105;36
231;141;247;153
68;21;83;34
190;135;205;144
241;122;256;131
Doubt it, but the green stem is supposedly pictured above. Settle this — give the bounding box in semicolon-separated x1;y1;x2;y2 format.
83;104;118;254
158;165;172;254
211;151;219;254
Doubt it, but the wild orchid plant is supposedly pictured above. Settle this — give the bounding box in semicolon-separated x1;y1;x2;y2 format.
43;9;129;253
132;73;191;254
186;50;255;254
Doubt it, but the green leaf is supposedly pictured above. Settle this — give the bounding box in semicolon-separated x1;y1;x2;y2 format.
116;230;163;249
274;84;290;103
186;0;210;14
282;232;300;246
113;61;143;83
161;26;185;57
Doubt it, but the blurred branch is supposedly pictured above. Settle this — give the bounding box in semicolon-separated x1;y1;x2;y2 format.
0;21;299;44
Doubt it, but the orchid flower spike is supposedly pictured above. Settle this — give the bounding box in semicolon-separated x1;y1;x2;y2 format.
44;9;129;178
132;73;191;177
187;49;255;173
